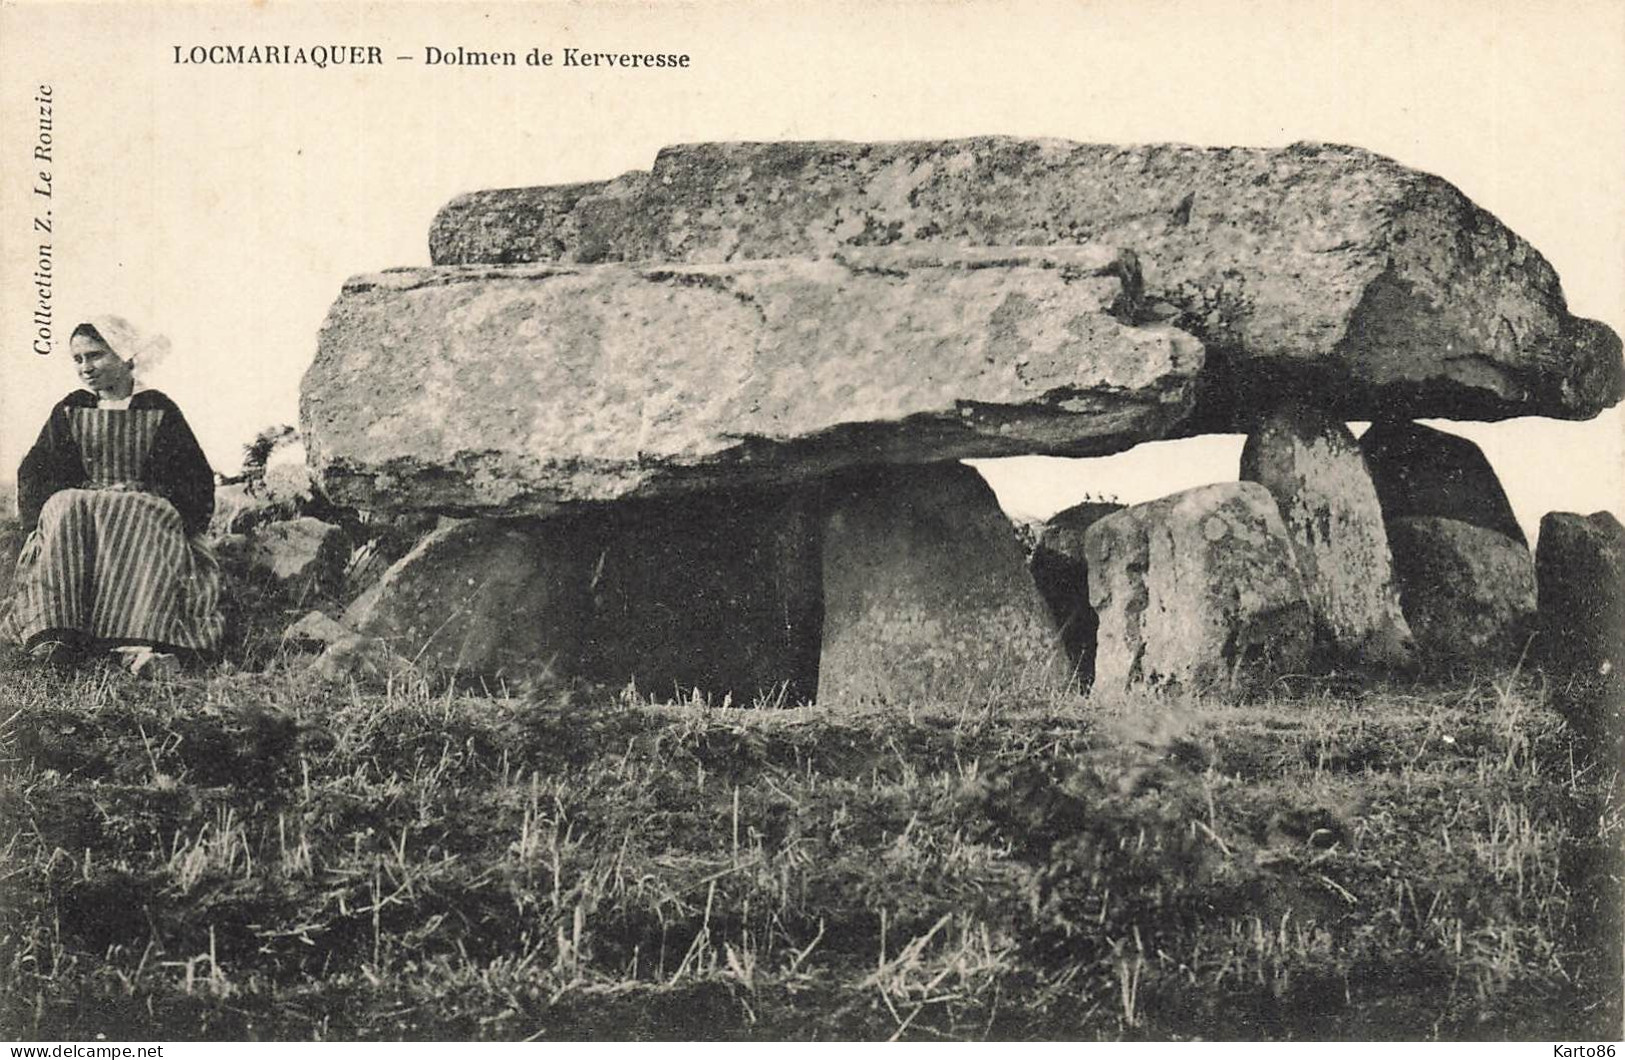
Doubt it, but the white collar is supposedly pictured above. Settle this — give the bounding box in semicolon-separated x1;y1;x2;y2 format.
95;381;148;410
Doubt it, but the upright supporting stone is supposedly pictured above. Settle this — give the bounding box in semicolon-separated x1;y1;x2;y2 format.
1241;405;1414;668
1360;421;1526;545
1537;511;1625;680
1536;511;1625;746
818;463;1069;707
1028;500;1124;684
1385;517;1537;666
1085;483;1312;691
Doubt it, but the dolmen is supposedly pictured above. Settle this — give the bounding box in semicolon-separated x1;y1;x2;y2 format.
300;138;1623;703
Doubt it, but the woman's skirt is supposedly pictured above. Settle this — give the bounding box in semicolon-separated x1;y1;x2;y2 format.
3;488;224;652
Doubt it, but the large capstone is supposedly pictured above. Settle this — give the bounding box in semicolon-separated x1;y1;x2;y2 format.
1360;420;1526;545
1241;405;1414;668
817;463;1070;707
1386;516;1537;665
1027;500;1124;684
430;138;1623;425
343;489;823;701
1084;483;1312;690
303;248;1203;516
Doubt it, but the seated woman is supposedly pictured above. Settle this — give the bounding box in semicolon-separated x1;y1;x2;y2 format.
4;316;224;675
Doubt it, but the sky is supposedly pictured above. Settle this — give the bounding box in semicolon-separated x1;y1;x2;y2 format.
1;0;1621;541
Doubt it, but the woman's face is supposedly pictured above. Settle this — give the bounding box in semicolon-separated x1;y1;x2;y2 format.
71;332;134;397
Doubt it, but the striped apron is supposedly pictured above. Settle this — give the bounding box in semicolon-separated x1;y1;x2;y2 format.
5;408;224;652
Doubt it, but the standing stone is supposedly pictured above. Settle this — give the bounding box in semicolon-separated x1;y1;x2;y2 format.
1241;405;1414;668
342;490;822;701
430;138;1624;426
818;463;1069;707
1360;421;1526;545
1028;501;1124;684
1536;511;1625;695
1084;483;1312;691
1385;517;1537;665
303;247;1203;516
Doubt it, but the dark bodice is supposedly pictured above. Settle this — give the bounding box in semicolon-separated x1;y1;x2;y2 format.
16;389;215;536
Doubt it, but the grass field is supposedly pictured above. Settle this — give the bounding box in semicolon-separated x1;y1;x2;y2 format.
0;643;1620;1041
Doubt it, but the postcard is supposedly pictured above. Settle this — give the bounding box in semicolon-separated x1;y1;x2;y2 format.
1;0;1620;1046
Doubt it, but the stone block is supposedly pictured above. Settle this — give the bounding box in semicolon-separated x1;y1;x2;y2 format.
1085;483;1312;690
1241;405;1414;668
430;138;1622;425
818;463;1069;707
1386;516;1537;665
303;247;1202;515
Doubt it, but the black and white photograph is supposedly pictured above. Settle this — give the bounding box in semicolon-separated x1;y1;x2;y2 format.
1;0;1621;1045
